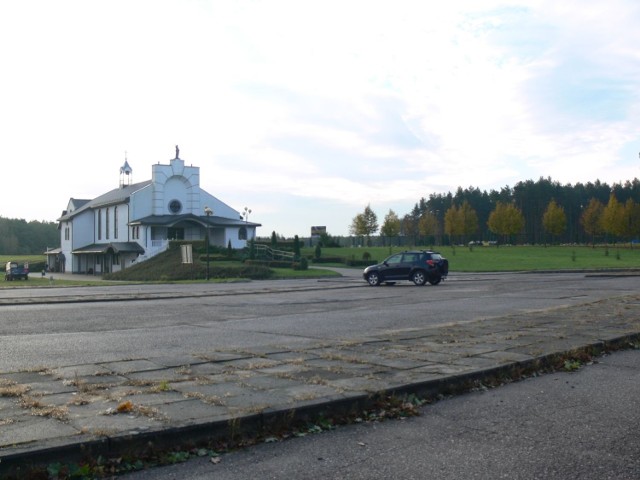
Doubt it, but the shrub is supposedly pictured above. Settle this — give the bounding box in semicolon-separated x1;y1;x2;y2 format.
292;258;309;270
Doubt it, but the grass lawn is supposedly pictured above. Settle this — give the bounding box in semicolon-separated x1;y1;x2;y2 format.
304;245;640;272
271;267;340;279
1;277;109;287
0;255;45;266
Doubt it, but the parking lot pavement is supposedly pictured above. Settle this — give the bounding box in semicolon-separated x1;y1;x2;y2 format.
1;288;639;477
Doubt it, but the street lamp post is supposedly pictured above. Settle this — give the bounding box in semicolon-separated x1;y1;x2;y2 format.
242;207;252;239
204;206;213;280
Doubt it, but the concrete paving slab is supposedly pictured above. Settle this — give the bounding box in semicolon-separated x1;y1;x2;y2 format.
53;364;115;378
241;374;305;391
102;359;166;374
171;381;253;399
66;406;163;435
148;355;206;368
0;415;79;447
186;362;227;375
160;398;228;422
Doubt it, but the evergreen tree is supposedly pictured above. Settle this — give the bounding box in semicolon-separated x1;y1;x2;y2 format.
293;235;301;259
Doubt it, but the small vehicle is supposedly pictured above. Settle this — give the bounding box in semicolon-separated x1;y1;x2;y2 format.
5;261;29;281
363;250;448;286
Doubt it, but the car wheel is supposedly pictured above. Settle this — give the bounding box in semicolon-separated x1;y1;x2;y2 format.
367;272;381;286
412;270;427;286
428;276;441;285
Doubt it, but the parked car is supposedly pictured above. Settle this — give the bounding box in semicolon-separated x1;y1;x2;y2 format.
363;250;448;286
5;261;29;281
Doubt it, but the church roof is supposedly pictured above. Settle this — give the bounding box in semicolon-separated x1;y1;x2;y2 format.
71;242;145;255
131;213;260;228
58;181;152;221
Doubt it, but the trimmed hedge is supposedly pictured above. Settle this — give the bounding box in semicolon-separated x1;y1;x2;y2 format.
344;259;378;267
105;263;273;281
311;256;345;264
244;259;297;268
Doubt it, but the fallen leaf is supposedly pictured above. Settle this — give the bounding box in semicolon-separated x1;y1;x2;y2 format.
117;400;134;413
211;457;221;465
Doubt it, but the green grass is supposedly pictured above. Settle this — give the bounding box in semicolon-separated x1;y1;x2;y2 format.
305;245;640;272
0;255;45;265
2;277;106;287
271;267;340;279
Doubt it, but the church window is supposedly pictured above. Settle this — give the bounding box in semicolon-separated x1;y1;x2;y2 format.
169;199;182;214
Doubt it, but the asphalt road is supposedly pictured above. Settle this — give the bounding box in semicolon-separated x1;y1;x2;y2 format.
0;272;638;372
120;348;640;480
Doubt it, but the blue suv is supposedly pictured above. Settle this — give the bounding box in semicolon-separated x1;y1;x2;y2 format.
363;250;448;286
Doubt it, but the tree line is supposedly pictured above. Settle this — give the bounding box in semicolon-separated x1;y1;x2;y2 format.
350;177;640;245
0;217;59;255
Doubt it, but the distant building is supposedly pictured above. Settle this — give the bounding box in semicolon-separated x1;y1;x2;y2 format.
310;226;326;237
50;148;260;274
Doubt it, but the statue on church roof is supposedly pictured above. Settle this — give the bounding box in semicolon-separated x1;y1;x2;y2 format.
175;145;180;159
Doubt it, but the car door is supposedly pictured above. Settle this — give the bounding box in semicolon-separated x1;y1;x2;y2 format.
400;252;419;278
380;253;404;279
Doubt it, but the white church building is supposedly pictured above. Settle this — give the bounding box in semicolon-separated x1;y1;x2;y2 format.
50;147;259;274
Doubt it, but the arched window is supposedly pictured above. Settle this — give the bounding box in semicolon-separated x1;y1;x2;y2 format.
238;226;247;240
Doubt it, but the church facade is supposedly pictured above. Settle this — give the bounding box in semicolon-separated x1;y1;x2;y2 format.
51;148;259;274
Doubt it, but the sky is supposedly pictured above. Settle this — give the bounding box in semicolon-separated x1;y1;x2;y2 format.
1;0;639;237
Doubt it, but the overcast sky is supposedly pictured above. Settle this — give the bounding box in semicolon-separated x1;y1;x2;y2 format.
1;0;639;237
